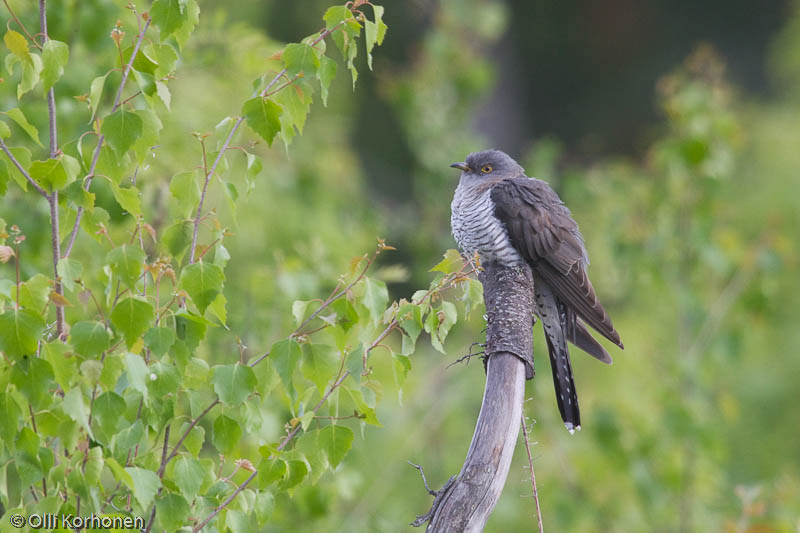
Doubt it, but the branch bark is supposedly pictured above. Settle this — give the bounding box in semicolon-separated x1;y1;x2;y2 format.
416;262;534;532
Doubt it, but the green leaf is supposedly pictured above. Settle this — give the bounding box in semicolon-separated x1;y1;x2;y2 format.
148;43;179;77
362;277;389;325
111;419;145;461
143;326;176;357
270;338;301;396
8;51;43;99
147;360;180;398
101;109;143;155
131;108;163;163
69;321;111;358
156;492;190;531
18;273;50;310
120;44;158;75
11;357;55;409
430;248;464;274
62;387;93;439
211;363;257;405
156;80;171;110
92;144;126;184
364;5;388;70
398;303;423;356
151;0;187;37
346;387;381;426
0;308;45;359
184;357;209;389
179;260;224;314
173;0;200;49
111;296;155;348
108;182;142;215
242;97;283;146
105;249;144;298
302;344;339;394
226;509;257;533
0;393;21;446
4;108;43;147
256;458;287;488
319;424;354;468
56;257;83;292
211;414;242;454
274;80;313;135
30;155;80;192
42;340;77;392
279;459;308;490
182;423;205;457
4;30;31;63
107;244;146;290
89;73;108;122
175;310;208;350
125;467;161;509
317;55;337;107
169;455;207;501
0;120;9;139
41;40;69;91
283;43;320;77
92;391;125;437
0;145;31;191
292;300;310;327
85;446;104;485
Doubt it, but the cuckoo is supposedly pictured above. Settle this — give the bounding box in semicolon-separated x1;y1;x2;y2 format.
450;149;624;432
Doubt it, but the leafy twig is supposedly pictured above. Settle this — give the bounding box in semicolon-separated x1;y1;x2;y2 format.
187;20;348;264
62;17;152;259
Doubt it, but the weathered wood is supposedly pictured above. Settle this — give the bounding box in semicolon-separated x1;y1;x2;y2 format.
417;263;534;532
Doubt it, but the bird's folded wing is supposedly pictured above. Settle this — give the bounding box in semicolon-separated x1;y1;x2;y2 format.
491;178;623;349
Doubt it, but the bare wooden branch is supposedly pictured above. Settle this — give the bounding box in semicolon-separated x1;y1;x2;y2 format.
415;262;534;532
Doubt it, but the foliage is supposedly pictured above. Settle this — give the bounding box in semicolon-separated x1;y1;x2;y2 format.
0;1;482;531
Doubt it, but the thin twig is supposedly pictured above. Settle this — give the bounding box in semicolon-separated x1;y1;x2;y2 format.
144;424;171;533
2;0;42;49
408;462;437;496
277;371;350;452
521;414;544;533
162;399;220;470
294;252;377;334
47;193;65;339
0;139;48;197
191;470;258;533
61;17;151;259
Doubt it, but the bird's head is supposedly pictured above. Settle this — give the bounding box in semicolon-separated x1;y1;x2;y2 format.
450;149;525;182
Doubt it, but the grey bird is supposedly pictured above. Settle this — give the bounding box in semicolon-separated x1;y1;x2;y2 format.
450;149;624;432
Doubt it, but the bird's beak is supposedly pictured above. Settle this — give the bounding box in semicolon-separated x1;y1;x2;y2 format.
450;162;470;172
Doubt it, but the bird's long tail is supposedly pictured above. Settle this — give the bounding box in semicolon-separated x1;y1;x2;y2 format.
534;275;580;432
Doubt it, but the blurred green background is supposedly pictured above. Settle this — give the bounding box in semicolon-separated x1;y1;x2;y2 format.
3;0;799;531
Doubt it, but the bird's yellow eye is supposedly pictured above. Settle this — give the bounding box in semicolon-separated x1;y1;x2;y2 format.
481;165;493;174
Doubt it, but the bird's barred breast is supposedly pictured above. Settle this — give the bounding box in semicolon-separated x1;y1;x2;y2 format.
451;185;524;265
